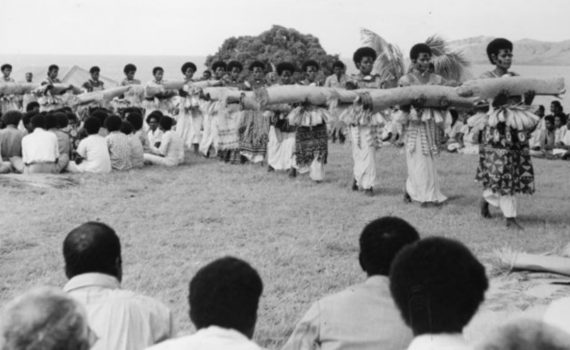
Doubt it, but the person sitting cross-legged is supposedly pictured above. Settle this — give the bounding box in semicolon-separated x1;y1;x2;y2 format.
147;256;264;350
144;116;184;167
67;117;111;173
390;237;488;350
282;216;419;350
63;221;173;350
105;115;133;171
21;114;60;174
120;120;145;169
0;286;96;350
0;110;26;173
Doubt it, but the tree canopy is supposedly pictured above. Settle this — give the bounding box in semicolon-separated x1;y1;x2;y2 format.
205;25;339;76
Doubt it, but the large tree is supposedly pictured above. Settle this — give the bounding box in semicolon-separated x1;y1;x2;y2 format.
206;25;339;76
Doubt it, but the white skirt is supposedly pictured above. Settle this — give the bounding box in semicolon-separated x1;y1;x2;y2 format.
405;136;447;203
267;126;295;170
350;126;376;190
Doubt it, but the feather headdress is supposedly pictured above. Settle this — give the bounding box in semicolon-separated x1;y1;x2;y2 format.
360;28;405;88
425;35;471;82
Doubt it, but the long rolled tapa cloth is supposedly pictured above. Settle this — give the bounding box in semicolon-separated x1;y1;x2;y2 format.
0;82;42;95
73;86;131;106
159;80;223;91
457;77;565;99
360;85;477;111
495;248;570;277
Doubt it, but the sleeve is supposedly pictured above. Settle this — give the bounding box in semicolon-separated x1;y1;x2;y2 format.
149;301;175;344
52;134;59;159
281;302;321;350
151;132;170;156
21;136;28;163
323;76;332;88
76;139;87;158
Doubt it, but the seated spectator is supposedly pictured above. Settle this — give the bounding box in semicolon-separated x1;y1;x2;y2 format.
67;117;111;173
390;237;488;350
147;256;264;350
21;114;60;174
147;111;164;148
46;112;72;172
144;116;184;167
283;216;418;350
476;319;570;350
26;101;40;114
0;286;95;350
457;103;488;155
531;115;556;158
63;221;173;350
529;105;546;149
120;121;144;168
105;115;132;171
126;109;150;151
554;114;565;144
557;116;570;159
0;111;26;173
548;100;567;125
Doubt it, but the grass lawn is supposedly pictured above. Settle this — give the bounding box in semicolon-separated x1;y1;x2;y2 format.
1;144;569;349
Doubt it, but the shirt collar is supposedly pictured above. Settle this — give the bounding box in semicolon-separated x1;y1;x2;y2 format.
365;275;389;286
196;325;251;342
408;333;470;350
63;273;120;292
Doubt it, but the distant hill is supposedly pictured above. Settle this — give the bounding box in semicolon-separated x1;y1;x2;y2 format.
449;36;570;66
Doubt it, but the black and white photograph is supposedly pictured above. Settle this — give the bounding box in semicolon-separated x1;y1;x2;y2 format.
1;0;570;349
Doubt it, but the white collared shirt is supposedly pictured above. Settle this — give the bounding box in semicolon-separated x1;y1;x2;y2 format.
146;326;263;350
282;276;413;350
21;127;59;164
75;134;111;173
407;334;472;350
64;273;173;350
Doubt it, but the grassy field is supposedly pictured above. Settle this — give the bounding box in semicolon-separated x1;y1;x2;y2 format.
1;144;569;349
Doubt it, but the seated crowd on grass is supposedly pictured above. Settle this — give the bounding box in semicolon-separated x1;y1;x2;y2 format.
0;106;184;174
2;217;570;350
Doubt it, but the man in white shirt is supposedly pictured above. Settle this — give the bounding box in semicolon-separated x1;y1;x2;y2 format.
67;117;111;173
21;114;59;174
62;221;173;350
390;237;488;350
144;116;184;167
147;257;264;350
283;217;418;350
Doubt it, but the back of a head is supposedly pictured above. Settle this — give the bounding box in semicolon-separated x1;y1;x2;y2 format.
120;121;134;135
359;216;420;276
189;256;263;338
90;110;108;127
26;101;40;112
83;117;101;135
125;110;143;131
1;111;22;127
159;116;173;131
63;222;121;279
389;237;488;336
30;114;46;130
104;115;122;132
476;319;570;350
45;113;59;130
1;287;91;350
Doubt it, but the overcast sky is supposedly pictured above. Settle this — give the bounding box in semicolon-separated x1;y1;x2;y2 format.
2;0;569;57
